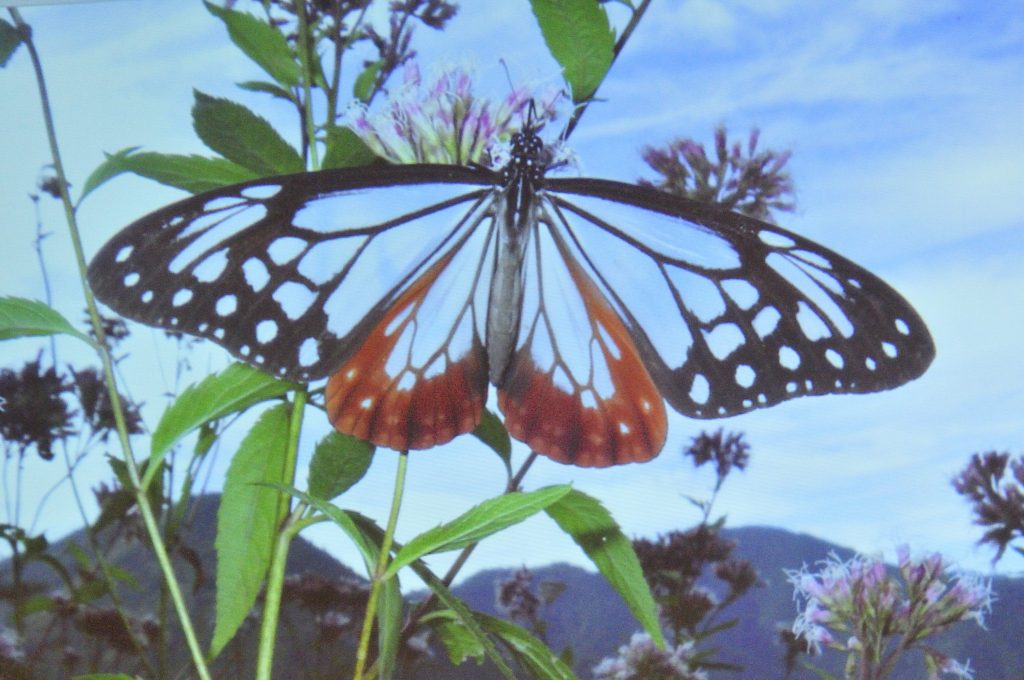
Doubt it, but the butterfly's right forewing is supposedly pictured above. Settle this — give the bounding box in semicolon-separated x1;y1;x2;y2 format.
87;165;500;386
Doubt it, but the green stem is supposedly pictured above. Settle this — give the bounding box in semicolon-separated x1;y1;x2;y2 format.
9;9;211;679
294;0;320;169
354;451;409;680
255;388;307;680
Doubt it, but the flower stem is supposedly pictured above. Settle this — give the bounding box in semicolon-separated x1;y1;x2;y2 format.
9;9;211;679
354;450;409;680
255;387;307;680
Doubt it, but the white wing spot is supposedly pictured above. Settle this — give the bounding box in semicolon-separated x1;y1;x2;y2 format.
239;344;251;357
786;381;798;393
124;272;140;287
359;397;373;410
172;289;193;307
722;279;759;310
243;258;270;292
865;356;877;371
882;341;897;358
115;245;133;263
894;318;910;335
256;319;278;344
735;364;755;388
689;373;710;404
193;249;228;283
214;327;225;339
141;290;153;304
273;281;316;320
796;302;830;341
759;230;796;248
241;184;282;200
752;306;781;338
216;295;237;316
704;323;744;360
778;345;800;370
299;337;319;367
268;237;306;265
618;422;631;435
826;348;844;369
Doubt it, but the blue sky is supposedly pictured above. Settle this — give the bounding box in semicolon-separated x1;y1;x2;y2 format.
3;0;1023;588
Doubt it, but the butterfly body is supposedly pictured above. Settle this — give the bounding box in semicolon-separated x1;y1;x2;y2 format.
88;126;934;467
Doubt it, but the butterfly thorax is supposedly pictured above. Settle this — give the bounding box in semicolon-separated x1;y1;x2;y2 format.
486;129;548;385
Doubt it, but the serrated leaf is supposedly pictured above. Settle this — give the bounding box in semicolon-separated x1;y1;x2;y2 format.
89;149;259;196
322;125;378;169
0;297;94;345
400;555;516;679
307;431;374;501
0;18;21;68
530;0;614;102
210;404;292;657
545;489;664;648
471;408;512;477
77;146;141;204
204;2;301;87
476;613;579;680
353;60;382;102
192;90;304;175
148;364;296;489
237;79;296;102
433;617;486;666
386;485;573;578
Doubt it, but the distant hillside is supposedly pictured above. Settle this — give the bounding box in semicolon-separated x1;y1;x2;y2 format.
2;496;1020;679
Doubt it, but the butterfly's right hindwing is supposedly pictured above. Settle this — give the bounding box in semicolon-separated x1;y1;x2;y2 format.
87;165;499;382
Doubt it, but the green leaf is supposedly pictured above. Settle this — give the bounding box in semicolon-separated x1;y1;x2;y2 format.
433;616;486;666
78;147;141;204
86;149;259;196
237;79;296;102
353;60;382;102
0;297;94;345
266;487;401;677
386;485;573;578
192;90;304;175
148;364;296;489
321;125;378;169
400;553;516;679
545;489;664;648
476;613;579;680
530;0;614;102
307;431;374;501
204;2;301;87
210;404;292;657
471;409;512;477
0;19;22;68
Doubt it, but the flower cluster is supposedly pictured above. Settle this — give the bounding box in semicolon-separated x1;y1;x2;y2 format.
592;633;706;680
640;126;795;221
348;62;561;166
952;450;1024;562
786;547;993;679
685;428;750;487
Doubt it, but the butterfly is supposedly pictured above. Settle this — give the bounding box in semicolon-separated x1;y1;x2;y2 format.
87;119;935;468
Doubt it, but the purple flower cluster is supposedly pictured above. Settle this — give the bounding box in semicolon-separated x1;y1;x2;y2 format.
347;62;561;165
592;633;706;680
786;547;992;679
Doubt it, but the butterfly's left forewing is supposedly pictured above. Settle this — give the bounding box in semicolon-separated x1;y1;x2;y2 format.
542;177;935;420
